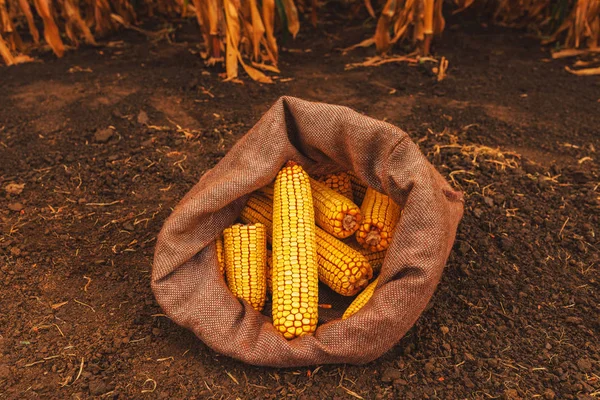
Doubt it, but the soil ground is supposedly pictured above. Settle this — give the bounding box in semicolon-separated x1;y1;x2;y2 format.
1;8;599;400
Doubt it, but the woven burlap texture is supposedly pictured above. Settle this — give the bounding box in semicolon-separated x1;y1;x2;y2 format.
152;96;464;367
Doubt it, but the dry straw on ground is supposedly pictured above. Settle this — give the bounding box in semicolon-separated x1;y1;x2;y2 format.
1;0;599;76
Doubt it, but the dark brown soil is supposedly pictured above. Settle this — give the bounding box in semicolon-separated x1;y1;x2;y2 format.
1;10;599;400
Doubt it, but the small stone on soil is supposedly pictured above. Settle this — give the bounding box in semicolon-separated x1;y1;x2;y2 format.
576;358;592;371
381;367;402;383
88;379;114;396
137;110;149;125
95;128;115;143
424;362;435;373
8;203;24;212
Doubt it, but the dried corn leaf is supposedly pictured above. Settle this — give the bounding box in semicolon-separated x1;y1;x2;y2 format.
33;0;64;57
552;47;600;58
18;0;39;43
63;0;96;46
365;0;376;18
565;65;600;75
249;0;265;61
281;0;299;37
223;0;239;78
0;32;15;65
375;0;397;53
262;0;278;60
342;37;375;54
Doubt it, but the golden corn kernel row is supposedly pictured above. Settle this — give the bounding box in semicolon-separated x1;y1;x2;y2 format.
215;235;225;275
223;223;268;311
240;194;274;241
271;162;319;339
356;187;401;252
347;171;368;205
346;239;387;274
318;172;353;200
241;193;373;296
342;277;379;319
315;229;373;296
309;177;362;239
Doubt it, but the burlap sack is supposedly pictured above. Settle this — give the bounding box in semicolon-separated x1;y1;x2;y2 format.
152;96;464;367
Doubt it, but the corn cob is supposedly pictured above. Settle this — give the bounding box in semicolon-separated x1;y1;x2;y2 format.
342;277;379;319
215;235;225;275
347;239;387;274
223;223;268;311
309;177;362;239
242;193;372;296
258;183;274;198
259;178;361;239
272;161;319;339
356;188;401;252
347;171;368;205
316;229;372;296
240;194;274;240
317;172;353;200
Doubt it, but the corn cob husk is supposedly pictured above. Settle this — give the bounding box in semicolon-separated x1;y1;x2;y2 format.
272;161;319;339
347;171;368;205
309;177;362;239
356;187;401;252
216;235;225;275
223;223;268;311
241;193;372;296
342;277;379;319
317;172;353;200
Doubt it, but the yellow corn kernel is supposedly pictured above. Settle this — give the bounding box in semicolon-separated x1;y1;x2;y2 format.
317;172;353;200
310;177;362;239
223;223;268;311
316;229;372;296
346;239;387;274
356;188;401;252
240;194;273;241
342;278;379;319
215;235;225;275
272;161;319;339
347;171;368;205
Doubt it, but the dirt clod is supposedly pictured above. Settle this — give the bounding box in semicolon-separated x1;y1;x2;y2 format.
137;110;149;125
576;358;592;371
88;379;114;396
95;128;115;143
381;367;402;383
544;388;556;399
0;364;10;379
7;202;24;212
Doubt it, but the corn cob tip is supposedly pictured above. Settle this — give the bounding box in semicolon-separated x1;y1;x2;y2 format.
285;160;299;167
365;230;381;246
343;214;358;231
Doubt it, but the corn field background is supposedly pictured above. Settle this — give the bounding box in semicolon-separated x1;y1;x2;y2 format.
1;0;599;78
